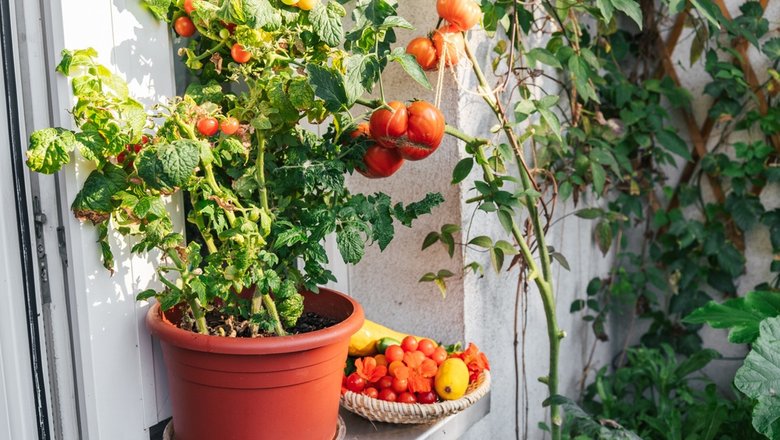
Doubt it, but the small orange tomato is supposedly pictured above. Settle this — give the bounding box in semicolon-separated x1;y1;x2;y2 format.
418;339;437;357
401;335;419;352
296;0;319;10
385;344;405;363
431;346;448;365
374;354;388;367
388;360;406;378
230;43;251;64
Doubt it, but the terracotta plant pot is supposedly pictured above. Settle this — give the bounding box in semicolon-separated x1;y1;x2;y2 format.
146;288;364;440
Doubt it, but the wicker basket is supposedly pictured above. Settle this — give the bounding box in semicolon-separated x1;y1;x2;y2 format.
340;371;490;424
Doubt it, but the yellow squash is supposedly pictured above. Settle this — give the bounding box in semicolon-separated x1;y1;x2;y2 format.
348;319;431;357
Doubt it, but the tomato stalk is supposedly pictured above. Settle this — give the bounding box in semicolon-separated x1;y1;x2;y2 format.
166;248;209;335
193;39;227;61
461;37;563;438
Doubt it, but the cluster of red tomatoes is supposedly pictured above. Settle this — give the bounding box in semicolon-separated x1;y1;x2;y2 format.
196;116;241;137
116;135;149;169
342;336;448;404
342;336;490;404
352;100;445;178
405;0;482;70
173;0;252;65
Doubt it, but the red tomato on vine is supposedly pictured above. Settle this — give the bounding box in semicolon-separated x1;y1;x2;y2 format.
174;16;196;38
231;43;251;64
398;101;445;161
220;117;240;135
432;25;465;67
437;0;482;32
197;117;219;137
406;37;438;71
369;101;408;149
184;0;195;15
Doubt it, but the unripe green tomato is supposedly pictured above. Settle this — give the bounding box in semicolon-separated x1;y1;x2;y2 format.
219;28;230;39
280;0;299;4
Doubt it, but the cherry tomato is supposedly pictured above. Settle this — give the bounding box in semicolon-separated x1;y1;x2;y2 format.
345;372;366;393
401;336;419;352
406;350;426;366
406;37;438;71
391;377;408;393
374;354;388;367
418;339;437;357
363;387;379;399
174;16;196;38
359;145;404;178
369;101;408;149
117;151;128;164
388;360;406;378
231;43;252;64
296;0;319;10
197;117;219;137
431;346;448;365
385;345;404;363
377;375;394;390
436;0;482;32
220;117;240;135
397;101;445;161
397;392;417;404
432;24;465;67
378;388;397;402
184;0;195;14
417;391;438;404
349;122;371;139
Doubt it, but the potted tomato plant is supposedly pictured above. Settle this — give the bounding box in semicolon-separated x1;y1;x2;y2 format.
24;0;449;438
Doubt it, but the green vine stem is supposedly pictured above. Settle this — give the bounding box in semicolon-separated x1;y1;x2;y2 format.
461;38;563;437
166;248;208;334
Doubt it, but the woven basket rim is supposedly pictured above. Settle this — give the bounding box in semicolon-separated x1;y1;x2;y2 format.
340;370;491;424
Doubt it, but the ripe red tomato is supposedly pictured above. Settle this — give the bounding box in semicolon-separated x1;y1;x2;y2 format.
401;336;419;352
174;16;196;38
391;377;408;393
418;339;436;357
432;24;465;67
431;346;448;365
377;375;394;390
378;388;397;402
406;37;438;71
398;101;445;161
184;0;195;14
397;392;417;404
197;117;219;137
363;387;379;399
231;43;251;64
385;345;404;363
436;0;482;32
117;151;128;164
369;101;408;149
345;372;366;393
349;122;371;139
359;145;404;178
220;117;240;135
417;391;438;404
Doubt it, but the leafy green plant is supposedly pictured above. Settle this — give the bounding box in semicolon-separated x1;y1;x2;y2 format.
25;0;444;337
581;345;759;440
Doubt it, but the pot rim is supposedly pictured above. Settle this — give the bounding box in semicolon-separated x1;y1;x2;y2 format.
146;287;364;355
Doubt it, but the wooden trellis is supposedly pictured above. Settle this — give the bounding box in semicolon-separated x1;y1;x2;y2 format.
654;0;774;251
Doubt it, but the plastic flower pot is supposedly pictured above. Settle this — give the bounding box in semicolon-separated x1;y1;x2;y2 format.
146;288;364;440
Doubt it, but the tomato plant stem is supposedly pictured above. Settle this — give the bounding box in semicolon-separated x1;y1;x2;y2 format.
463;36;562;439
255;133;269;213
194;40;226;61
262;294;287;337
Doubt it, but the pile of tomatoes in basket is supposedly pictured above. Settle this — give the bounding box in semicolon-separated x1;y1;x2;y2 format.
342;336;489;404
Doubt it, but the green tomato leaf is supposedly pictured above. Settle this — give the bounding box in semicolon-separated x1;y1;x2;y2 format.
136;140;202;191
596;0;614;22
26;128;81;174
337;224;365;264
452;158;474;184
525;48;562;69
751;394;780;439
310;0;345;47
243;0;276;29
388;47;432;90
683;292;780;344
71;164;128;224
56;48;98;76
342;54;380;104
141;0;172;21
185;81;224;105
306;64;348;112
